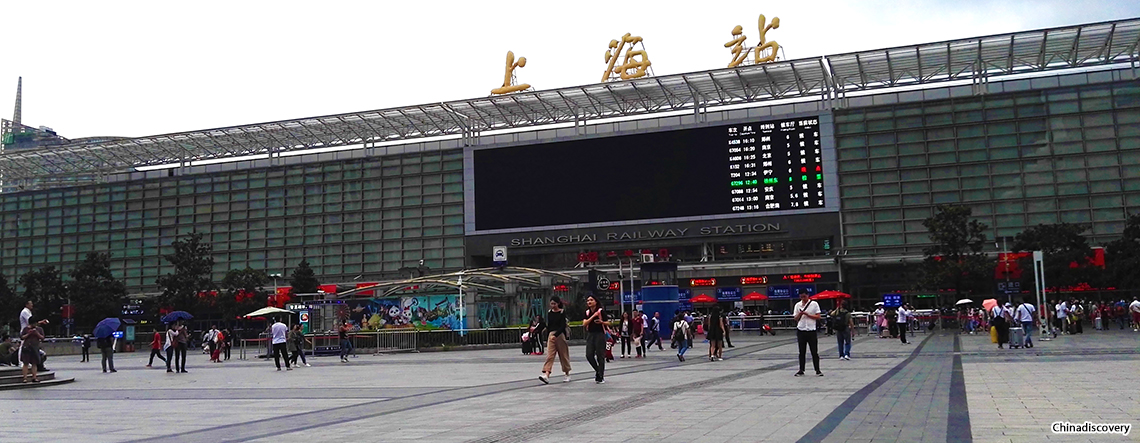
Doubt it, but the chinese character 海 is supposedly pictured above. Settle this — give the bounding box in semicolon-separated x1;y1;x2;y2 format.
603;33;652;82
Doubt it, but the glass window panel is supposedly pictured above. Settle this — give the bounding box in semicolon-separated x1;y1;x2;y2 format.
901;181;929;193
869;145;897;157
900;155;927;167
929;153;956;164
1059;197;1089;210
900;170;928;181
1085;139;1116;152
990;147;1018;160
928;140;954;152
843;198;870;209
869;158;898;169
1060;210;1091;223
963;189;991;201
1025;185;1055;197
1086;154;1119;167
1052;142;1083;155
868;133;895;145
962;177;989;189
1057;183;1089;195
898;143;925;155
842;186;870;197
1090;180;1122;193
932;192;959;203
1055;170;1087;183
873;196;901;207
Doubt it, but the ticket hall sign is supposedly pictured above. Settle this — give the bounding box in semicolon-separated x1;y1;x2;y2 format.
509;223;781;246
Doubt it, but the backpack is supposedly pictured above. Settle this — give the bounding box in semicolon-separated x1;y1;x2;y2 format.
672;322;686;341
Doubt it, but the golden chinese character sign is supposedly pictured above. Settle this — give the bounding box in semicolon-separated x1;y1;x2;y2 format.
491;51;531;95
724;14;781;68
603;33;653;82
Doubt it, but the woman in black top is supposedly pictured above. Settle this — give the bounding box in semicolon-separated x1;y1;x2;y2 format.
706;307;726;362
583;296;607;384
539;296;571;384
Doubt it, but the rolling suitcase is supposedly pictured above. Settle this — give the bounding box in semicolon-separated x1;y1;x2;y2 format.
1008;326;1025;348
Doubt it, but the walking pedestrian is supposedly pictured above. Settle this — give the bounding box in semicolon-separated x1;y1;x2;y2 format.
638;310;649;355
338;321;353;363
286;323;300;367
270;317;291;371
1014;298;1036;348
165;323;178;372
705;307;725;362
793;290;823;377
830;299;854;360
96;332;116;373
19;318;45;383
223;327;234;361
649;312;664;350
80;334;92;363
673;313;691;361
289;324;310;367
896;305;910;345
175;322;189;373
210;328;225;362
991;303;1010;349
632;310;645;358
618;312;632;358
539;296;571;384
685;311;695;350
205;325;219;361
723;311;735;348
1130;298;1140;332
583;296;607;384
146;330;167;368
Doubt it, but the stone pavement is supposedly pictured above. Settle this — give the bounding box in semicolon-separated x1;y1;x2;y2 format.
0;327;1136;442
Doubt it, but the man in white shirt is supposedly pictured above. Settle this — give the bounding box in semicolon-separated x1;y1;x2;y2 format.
19;301;32;332
1014;298;1036;348
792;289;822;376
1058;301;1070;335
1129;298;1140;332
269;318;291;371
896;305;910;345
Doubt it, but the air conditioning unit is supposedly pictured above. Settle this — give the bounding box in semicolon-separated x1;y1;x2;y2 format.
641;253;655;263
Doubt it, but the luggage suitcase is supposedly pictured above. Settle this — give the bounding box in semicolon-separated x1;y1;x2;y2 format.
1095;317;1103;330
990;326;998;343
1009;326;1025;348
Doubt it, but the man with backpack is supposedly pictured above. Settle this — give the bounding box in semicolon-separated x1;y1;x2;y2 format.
830;299;854;360
672;313;691;361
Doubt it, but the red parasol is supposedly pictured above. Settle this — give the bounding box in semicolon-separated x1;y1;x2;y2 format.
810;290;852;300
690;294;718;304
742;292;769;301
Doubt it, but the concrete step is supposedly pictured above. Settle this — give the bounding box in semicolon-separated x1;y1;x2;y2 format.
0;377;74;391
0;371;56;384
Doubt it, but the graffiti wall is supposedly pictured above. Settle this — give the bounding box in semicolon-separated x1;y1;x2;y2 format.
343;294;463;330
477;302;507;328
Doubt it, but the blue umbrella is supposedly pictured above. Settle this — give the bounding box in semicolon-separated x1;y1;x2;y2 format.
161;311;193;323
93;318;122;338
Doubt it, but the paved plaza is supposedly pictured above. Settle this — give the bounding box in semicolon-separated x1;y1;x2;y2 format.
1;328;1137;443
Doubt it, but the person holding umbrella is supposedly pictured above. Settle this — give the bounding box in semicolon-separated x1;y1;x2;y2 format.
93;318;122;373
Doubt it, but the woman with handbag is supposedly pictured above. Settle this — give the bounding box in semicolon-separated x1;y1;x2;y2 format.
539;296;571;384
583;296;608;384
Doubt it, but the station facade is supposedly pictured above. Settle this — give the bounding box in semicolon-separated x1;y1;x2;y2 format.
1;19;1139;319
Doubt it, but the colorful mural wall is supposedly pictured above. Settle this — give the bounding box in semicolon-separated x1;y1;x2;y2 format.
343;294;463;330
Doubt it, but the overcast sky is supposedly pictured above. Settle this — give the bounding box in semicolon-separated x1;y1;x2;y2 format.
2;0;1138;139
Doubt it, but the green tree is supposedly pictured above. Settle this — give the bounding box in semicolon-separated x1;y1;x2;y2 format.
1011;223;1098;291
919;205;994;304
155;232;214;312
0;273;20;333
1105;213;1140;293
19;266;66;332
217;267;270;322
288;260;319;294
67;252;128;332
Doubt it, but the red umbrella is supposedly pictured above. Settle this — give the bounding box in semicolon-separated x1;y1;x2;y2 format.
810;290;851;300
742;292;768;301
690;294;718;304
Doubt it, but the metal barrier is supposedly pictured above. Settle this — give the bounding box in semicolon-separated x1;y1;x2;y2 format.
305;330;419;355
238;337;270;360
724;315;799;331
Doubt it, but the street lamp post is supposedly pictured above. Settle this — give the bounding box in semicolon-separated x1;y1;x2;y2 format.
269;273;282;306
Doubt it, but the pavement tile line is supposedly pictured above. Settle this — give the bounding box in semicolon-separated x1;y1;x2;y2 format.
126;338;800;443
948;334;972;443
463;340;813;443
794;332;937;443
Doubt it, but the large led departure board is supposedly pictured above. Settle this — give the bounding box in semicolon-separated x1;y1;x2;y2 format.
471;116;831;231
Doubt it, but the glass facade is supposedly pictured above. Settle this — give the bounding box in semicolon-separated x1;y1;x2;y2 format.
0;150;466;290
835;80;1140;255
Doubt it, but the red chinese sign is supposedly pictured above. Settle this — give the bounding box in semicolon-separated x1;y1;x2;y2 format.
690;278;717;287
781;274;822;283
739;276;768;285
